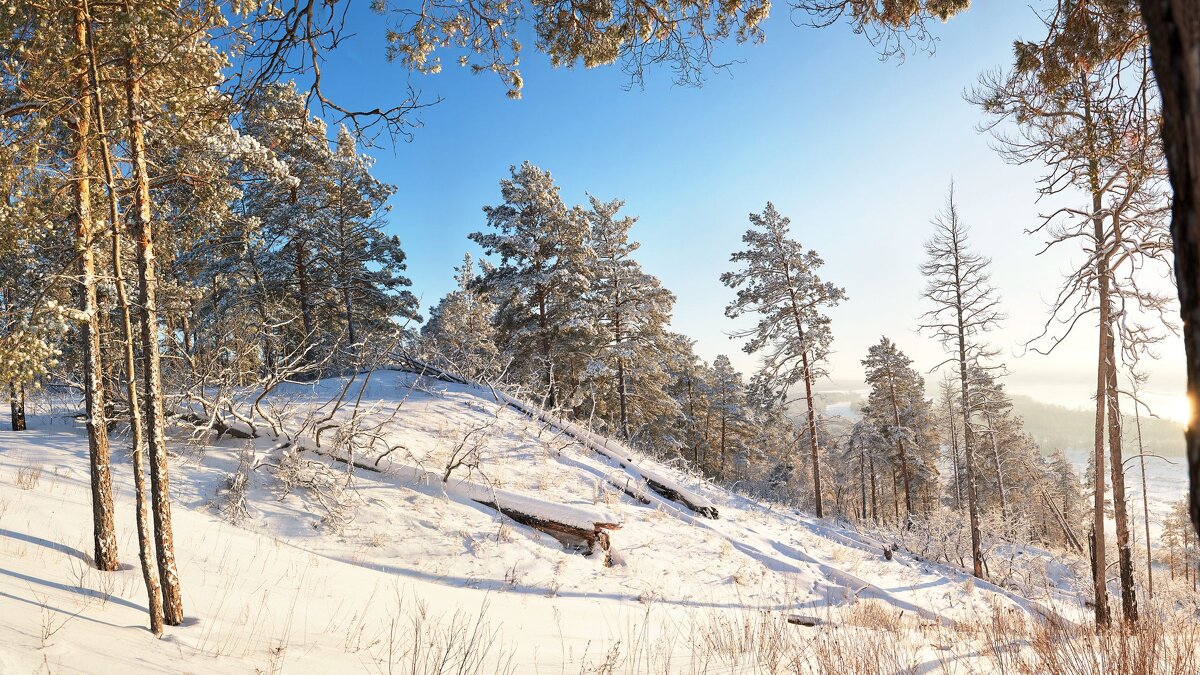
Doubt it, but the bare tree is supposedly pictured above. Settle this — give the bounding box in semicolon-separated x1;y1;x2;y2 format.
970;7;1171;622
919;184;1004;579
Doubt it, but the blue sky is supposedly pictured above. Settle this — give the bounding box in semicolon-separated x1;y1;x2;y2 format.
312;2;1186;420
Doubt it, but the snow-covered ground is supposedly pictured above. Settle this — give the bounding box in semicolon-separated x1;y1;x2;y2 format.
1;371;1093;672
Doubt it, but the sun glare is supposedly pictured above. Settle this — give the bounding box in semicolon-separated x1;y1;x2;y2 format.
1169;394;1195;428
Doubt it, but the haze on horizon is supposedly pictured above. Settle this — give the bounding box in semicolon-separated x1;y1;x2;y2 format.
314;2;1186;423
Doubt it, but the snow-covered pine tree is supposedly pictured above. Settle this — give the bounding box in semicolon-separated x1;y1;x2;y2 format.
860;337;939;519
231;83;338;367
661;332;715;467
470;162;593;408
584;195;677;442
421;253;501;381
722;202;847;518
317;126;418;363
707;355;747;481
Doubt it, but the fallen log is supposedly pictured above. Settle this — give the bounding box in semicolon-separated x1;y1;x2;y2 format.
471;498;619;565
644;477;719;519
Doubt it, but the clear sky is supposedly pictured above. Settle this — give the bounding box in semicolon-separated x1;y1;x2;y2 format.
311;1;1187;422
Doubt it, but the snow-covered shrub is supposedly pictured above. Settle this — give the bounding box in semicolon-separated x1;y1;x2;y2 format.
217;446;255;524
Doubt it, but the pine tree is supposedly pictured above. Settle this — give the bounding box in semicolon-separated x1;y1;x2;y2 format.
708;355;745;480
318;127;418;361
585;195;677;441
970;4;1167;622
860;337;937;518
421;254;501;381
722;202;847;518
470;162;593;408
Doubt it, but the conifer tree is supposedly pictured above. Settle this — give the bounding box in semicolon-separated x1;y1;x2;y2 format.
470;162;593;408
320;127;418;361
971;3;1167;622
585;195;676;440
861;337;937;518
722;202;846;518
708;355;746;480
421;254;500;381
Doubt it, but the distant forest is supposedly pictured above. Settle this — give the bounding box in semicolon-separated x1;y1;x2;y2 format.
1009;395;1186;457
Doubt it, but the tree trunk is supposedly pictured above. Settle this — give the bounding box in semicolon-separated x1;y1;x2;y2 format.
342;285;357;360
800;348;823;518
125;17;183;625
719;413;727;479
984;414;1008;523
82;0;163;632
949;412;962;512
1133;399;1154;603
1104;322;1138;622
73;6;119;573
295;237;315;360
888;376;913;516
1092;291;1112;626
869;457;878;522
1137;0;1200;542
955;318;983;577
8;381;25;431
859;448;867;522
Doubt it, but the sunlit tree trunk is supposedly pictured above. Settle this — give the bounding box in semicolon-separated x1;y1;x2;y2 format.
82;0;163;633
124;8;183;624
73;4;119;573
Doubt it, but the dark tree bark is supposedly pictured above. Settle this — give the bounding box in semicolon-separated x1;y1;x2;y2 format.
1138;0;1200;542
1104;318;1138;622
8;381;25;431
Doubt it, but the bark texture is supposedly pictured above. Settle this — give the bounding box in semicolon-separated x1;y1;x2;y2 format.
1138;0;1200;542
125;19;183;625
74;5;119;573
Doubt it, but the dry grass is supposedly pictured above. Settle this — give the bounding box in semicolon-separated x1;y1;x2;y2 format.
15;464;42;490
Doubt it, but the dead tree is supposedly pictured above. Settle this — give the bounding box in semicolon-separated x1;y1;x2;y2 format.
919;184;1003;579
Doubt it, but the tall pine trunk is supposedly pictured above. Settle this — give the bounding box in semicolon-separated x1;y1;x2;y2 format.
1091;263;1112;626
73;5;119;573
295;237;315;360
82;0;164;632
800;348;823;518
888;377;913;516
125;14;183;625
1104;312;1138;621
954;281;984;577
342;285;357;359
948;410;962;511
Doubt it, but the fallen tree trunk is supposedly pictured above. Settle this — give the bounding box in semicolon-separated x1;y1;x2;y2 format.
644;477;719;519
471;498;619;565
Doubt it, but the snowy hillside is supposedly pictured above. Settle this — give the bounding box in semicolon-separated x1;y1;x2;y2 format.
1;369;1087;672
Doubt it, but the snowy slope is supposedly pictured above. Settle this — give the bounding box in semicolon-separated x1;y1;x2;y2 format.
0;370;1083;672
